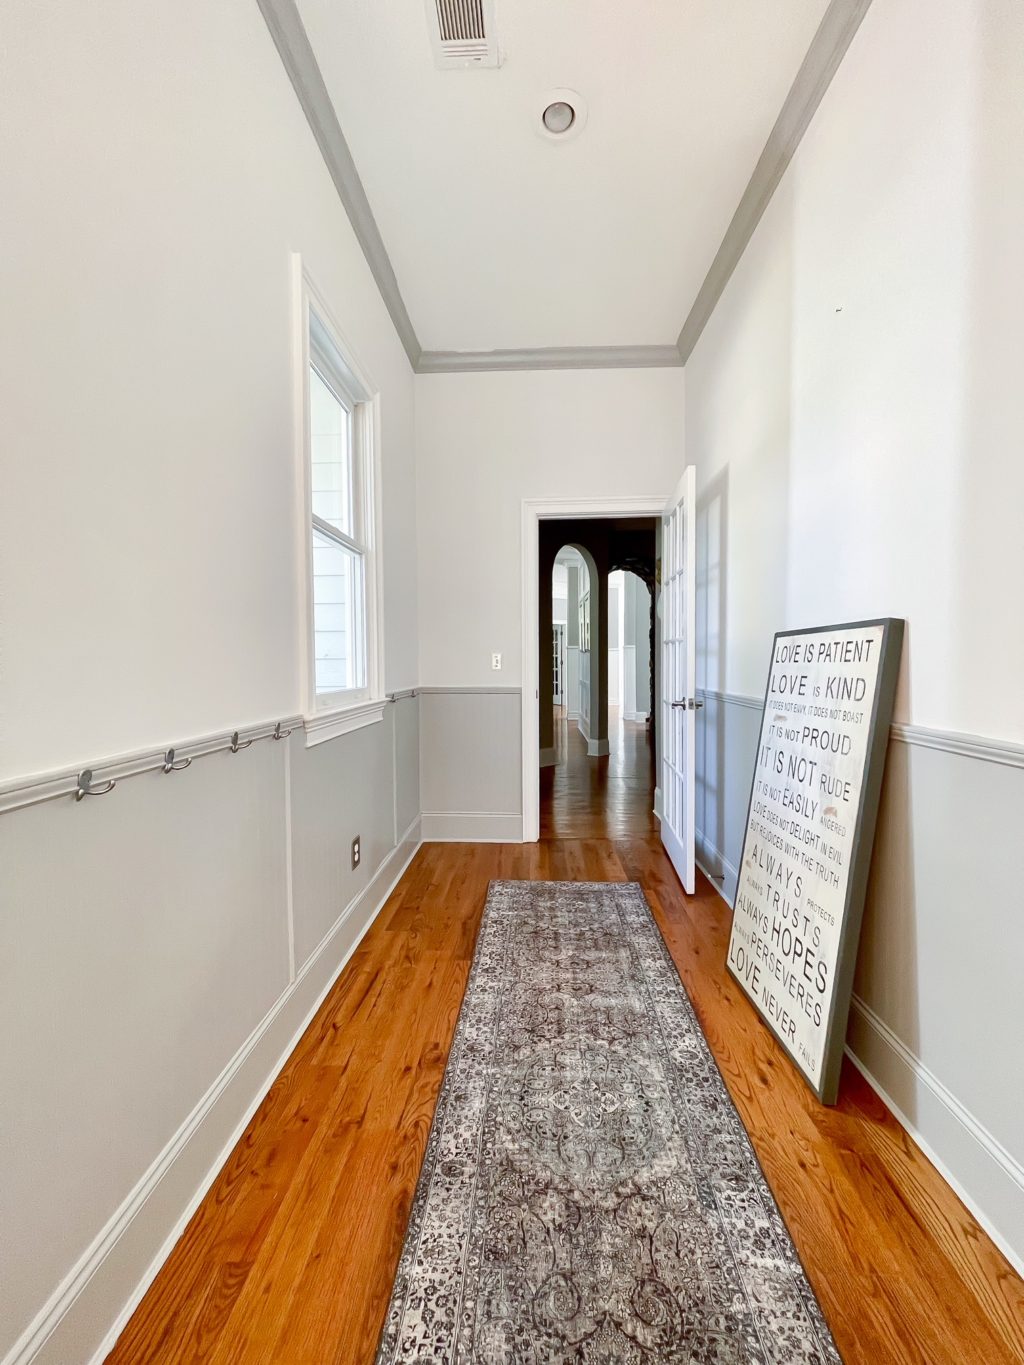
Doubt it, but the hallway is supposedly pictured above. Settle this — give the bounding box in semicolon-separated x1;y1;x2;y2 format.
109;845;1024;1364
540;705;656;840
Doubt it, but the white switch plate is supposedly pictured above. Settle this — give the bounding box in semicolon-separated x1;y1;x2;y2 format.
491;652;502;670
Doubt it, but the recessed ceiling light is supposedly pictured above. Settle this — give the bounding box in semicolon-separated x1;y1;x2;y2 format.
536;88;587;144
542;100;575;135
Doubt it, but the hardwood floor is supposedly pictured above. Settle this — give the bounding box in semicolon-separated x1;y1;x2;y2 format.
541;705;656;840
109;720;1024;1364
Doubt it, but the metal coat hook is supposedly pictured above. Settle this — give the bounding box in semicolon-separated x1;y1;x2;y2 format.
75;769;116;802
230;730;253;753
162;747;192;773
272;722;293;741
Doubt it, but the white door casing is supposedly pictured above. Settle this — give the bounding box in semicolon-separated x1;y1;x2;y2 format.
521;497;669;843
660;467;696;894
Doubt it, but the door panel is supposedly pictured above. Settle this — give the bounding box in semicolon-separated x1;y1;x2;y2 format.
660;466;696;894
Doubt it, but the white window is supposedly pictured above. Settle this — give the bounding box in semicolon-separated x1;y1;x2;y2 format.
298;266;383;741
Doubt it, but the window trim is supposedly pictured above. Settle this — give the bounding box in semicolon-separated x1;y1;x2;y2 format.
294;257;385;746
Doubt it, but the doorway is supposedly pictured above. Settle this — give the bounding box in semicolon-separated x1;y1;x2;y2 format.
523;500;663;842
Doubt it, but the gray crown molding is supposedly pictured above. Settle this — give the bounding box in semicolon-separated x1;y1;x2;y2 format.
255;0;422;369
677;0;873;362
415;345;684;374
261;0;870;372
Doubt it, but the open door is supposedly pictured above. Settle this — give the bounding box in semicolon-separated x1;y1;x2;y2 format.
660;466;697;894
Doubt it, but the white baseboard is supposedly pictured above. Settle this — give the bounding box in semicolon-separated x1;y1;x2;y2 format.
7;819;423;1365
845;998;1024;1279
421;810;523;843
586;738;610;757
695;827;1024;1280
623;710;649;723
566;709;579;721
695;829;739;896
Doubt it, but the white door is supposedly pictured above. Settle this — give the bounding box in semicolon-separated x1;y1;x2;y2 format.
660;466;697;894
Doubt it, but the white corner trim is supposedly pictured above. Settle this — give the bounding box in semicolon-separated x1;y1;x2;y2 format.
586;737;610;757
539;746;558;769
846;996;1024;1279
303;698;385;747
7;818;423;1365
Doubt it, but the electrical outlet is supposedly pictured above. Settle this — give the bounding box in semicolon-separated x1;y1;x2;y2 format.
351;835;361;870
491;652;502;670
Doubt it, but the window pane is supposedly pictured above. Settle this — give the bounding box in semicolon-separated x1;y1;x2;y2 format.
310;366;353;538
313;526;365;695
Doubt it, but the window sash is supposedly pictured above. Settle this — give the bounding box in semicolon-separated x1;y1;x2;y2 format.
304;290;379;713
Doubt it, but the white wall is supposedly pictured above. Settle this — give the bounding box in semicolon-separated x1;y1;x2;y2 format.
414;369;683;822
687;0;1024;1270
0;0;418;786
416;370;685;688
0;1;420;1359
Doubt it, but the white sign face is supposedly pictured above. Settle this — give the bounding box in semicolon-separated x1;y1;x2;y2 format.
727;622;894;1099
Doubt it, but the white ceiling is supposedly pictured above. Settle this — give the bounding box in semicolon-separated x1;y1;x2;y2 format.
295;0;830;353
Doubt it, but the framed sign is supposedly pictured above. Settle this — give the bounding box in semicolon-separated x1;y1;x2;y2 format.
726;618;904;1104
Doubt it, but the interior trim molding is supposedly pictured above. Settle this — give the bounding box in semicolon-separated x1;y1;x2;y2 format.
695;830;738;887
846;998;1024;1279
418;685;523;696
677;0;873;362
257;0;872;375
888;722;1024;770
257;0;876;376
421;811;523;843
0;715;304;817
699;688;1024;769
695;835;1024;1280
416;345;684;374
303;698;385;747
5;817;423;1365
254;0;422;369
696;686;763;713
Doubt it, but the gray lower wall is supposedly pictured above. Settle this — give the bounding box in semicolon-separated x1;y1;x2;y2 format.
0;696;421;1365
419;689;523;842
694;689;1024;1275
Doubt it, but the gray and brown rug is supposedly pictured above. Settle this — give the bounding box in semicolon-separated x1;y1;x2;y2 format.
376;880;841;1364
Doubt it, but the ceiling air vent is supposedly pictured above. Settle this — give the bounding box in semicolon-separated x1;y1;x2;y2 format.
427;0;501;69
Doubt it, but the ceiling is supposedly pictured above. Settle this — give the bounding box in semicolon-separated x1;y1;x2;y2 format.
294;0;830;354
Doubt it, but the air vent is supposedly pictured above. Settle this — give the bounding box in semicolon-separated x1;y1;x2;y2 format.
427;0;501;69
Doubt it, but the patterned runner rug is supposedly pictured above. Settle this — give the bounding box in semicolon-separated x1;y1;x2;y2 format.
376;880;841;1364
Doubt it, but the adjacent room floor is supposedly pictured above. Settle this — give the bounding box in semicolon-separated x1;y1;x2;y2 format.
109;716;1024;1364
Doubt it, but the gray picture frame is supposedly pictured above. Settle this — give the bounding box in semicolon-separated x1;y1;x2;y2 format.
728;616;905;1105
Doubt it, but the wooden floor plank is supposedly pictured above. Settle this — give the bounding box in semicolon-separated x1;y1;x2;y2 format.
107;712;1024;1365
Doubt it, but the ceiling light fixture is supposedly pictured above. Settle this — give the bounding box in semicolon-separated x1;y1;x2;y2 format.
542;100;575;135
537;88;587;144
